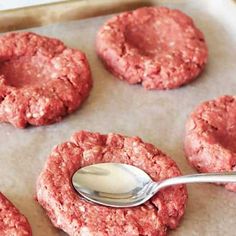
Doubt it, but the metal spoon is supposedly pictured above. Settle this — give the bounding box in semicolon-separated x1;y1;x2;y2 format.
72;163;236;208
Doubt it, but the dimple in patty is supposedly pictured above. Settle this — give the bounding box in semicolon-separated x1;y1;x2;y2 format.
0;56;51;88
124;17;185;57
199;100;236;153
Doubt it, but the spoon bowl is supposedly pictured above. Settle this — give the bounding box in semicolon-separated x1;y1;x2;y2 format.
72;163;153;207
72;163;236;208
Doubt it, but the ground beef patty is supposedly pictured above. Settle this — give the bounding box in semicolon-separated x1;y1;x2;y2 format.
36;131;187;236
184;95;236;192
0;32;92;128
96;7;208;90
0;192;32;235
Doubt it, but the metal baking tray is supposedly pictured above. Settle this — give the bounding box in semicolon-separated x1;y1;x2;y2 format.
0;0;148;32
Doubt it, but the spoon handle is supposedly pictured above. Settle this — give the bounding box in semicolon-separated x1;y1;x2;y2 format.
157;171;236;190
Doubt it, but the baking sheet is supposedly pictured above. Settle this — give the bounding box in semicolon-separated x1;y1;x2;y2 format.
0;0;148;33
1;0;236;235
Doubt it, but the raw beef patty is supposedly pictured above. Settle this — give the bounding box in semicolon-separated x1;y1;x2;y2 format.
0;192;32;236
0;32;92;128
36;131;187;236
184;95;236;192
96;7;208;90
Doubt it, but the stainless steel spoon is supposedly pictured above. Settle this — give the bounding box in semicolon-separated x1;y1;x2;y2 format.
72;163;236;208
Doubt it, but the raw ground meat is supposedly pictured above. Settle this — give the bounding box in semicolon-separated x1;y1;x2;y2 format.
36;131;187;236
0;32;92;128
96;6;208;90
0;192;32;236
184;95;236;192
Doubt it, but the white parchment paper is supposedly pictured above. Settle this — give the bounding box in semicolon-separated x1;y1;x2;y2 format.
1;0;236;235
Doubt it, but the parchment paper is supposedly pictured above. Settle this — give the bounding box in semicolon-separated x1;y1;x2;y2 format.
1;0;236;235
